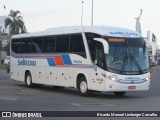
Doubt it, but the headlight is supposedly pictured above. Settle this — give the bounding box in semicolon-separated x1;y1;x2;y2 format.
110;77;120;81
111;77;117;81
108;75;120;81
144;77;150;81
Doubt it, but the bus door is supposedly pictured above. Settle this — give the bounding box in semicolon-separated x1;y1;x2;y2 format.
91;42;105;91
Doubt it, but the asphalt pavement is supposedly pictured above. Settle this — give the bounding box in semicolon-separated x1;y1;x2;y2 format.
0;66;160;120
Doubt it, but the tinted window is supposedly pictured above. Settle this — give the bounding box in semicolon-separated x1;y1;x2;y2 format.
95;42;105;68
85;33;101;61
32;37;43;53
43;36;56;52
21;38;32;53
56;36;69;52
70;34;85;52
11;39;21;53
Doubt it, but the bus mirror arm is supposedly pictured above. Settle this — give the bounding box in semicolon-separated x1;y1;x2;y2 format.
93;38;109;54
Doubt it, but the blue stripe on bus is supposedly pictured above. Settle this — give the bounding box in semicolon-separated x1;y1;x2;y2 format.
47;58;56;66
61;55;72;64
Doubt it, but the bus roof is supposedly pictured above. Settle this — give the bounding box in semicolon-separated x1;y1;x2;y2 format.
12;26;142;39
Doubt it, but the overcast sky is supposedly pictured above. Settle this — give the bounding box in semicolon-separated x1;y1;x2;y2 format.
0;0;159;45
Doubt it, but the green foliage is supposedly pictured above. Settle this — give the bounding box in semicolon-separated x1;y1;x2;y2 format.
0;64;6;69
5;10;27;35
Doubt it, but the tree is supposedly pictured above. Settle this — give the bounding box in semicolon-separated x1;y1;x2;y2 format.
5;10;27;35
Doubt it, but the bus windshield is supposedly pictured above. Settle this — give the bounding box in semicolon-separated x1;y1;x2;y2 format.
104;37;149;74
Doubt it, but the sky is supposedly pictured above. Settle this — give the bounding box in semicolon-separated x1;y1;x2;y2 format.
0;0;160;46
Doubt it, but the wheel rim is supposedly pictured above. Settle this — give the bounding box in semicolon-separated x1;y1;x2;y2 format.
80;81;87;93
26;75;31;86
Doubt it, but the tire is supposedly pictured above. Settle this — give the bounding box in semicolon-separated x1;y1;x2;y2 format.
7;70;10;73
6;65;10;73
25;72;34;88
114;92;126;96
77;77;92;96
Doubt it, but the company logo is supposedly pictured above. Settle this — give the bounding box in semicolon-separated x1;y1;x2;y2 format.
1;112;42;118
96;78;103;81
18;59;36;66
109;32;138;37
73;60;82;64
125;77;140;81
2;112;11;117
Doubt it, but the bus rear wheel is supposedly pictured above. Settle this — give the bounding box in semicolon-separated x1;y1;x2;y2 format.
25;72;34;88
114;92;126;96
77;77;92;96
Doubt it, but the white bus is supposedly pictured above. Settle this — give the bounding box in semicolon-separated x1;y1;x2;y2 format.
10;26;150;96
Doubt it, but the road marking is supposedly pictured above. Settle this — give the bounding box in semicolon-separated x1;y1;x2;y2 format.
70;103;116;107
0;96;18;101
70;103;83;107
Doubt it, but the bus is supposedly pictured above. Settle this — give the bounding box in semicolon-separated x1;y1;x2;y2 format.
10;26;150;96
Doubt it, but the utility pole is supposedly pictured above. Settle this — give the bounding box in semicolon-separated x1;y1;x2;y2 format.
91;0;93;26
81;1;84;26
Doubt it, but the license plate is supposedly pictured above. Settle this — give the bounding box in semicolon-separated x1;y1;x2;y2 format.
128;86;136;89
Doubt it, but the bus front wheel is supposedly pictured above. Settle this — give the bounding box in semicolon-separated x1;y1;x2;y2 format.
77;77;92;96
25;72;34;88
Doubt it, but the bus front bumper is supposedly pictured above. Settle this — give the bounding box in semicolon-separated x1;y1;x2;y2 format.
105;80;150;92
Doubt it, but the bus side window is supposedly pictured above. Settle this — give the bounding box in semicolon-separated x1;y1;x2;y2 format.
21;38;32;53
70;34;86;58
32;37;43;53
56;36;69;52
43;36;56;53
12;39;21;53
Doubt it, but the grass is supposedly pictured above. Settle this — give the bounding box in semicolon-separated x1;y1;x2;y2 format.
0;64;6;69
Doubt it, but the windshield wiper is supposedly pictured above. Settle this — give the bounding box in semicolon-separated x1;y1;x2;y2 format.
120;53;128;74
131;55;143;74
120;53;143;74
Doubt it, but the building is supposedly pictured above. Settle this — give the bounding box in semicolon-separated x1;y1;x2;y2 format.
0;16;10;64
0;16;9;34
0;34;11;64
145;31;159;64
156;50;160;64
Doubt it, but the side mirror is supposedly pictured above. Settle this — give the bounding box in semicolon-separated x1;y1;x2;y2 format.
93;38;109;54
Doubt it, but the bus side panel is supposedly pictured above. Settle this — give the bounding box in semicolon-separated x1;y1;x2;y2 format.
56;67;71;87
29;58;47;84
90;66;106;91
69;54;93;89
45;67;57;86
10;56;20;82
10;56;31;83
10;57;47;84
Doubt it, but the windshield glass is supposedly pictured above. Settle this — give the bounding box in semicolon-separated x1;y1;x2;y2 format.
104;37;149;74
